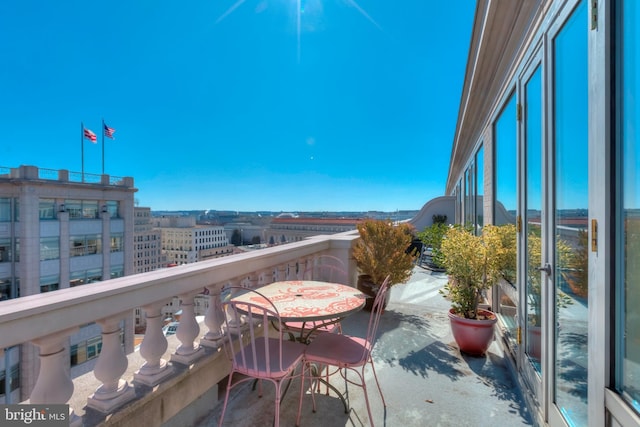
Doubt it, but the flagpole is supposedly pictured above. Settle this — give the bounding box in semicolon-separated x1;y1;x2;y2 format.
81;122;85;182
101;118;105;175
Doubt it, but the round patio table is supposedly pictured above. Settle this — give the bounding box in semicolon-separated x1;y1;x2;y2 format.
230;280;366;323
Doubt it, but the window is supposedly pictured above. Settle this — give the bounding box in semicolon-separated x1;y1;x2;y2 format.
65;200;82;219
82;200;98;219
39;198;55;220
106;201;119;218
493;94;518;349
0;362;20;397
70;338;103;366
0;238;11;263
110;265;124;279
40;237;59;261
86;268;102;284
70;235;102;257
616;0;640;415
0;278;12;300
40;275;59;293
65;199;100;219
0;198;10;222
494;94;517;225
475;145;484;230
110;234;123;252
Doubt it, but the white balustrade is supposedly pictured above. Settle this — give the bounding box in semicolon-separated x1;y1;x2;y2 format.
201;287;225;349
0;232;359;425
30;329;82;427
134;302;174;386
87;315;136;413
171;292;204;365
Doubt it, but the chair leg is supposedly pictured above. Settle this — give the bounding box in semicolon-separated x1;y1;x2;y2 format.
274;382;281;427
355;369;375;427
218;373;234;427
368;356;386;407
297;363;316;426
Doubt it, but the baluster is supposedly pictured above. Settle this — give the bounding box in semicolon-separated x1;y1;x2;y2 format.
30;329;82;427
134;302;174;386
276;264;287;281
248;273;259;289
201;286;225;349
170;292;204;365
225;279;245;333
258;268;272;286
87;315;135;413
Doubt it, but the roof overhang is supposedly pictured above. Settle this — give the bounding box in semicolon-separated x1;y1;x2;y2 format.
445;0;544;194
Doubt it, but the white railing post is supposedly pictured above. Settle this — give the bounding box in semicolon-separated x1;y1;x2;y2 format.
87;314;135;413
134;302;174;386
200;286;224;349
225;279;245;332
170;292;204;365
248;273;259;289
30;329;82;427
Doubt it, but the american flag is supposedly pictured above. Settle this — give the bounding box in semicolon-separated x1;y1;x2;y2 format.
104;123;115;139
83;128;97;143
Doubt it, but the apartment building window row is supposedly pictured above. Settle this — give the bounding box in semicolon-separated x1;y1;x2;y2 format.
64;199;119;219
70;234;101;257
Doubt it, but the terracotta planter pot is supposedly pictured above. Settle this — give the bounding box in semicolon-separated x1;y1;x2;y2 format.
448;308;497;356
357;275;389;312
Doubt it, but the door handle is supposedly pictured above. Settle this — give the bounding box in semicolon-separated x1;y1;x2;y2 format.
537;263;552;276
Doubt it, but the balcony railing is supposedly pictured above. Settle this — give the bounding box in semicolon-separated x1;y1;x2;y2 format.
0;232;359;427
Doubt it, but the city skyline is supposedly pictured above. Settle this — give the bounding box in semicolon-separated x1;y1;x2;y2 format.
0;1;474;212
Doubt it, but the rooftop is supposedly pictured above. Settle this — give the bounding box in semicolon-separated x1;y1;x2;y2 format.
198;268;534;427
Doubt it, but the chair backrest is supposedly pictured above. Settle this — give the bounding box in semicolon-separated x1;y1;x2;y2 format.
304;255;348;283
364;275;391;353
221;287;287;376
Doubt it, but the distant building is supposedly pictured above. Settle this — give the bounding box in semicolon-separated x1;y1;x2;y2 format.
155;216;233;265
264;217;362;245
152;216;234;323
133;207;163;273
0;165;136;402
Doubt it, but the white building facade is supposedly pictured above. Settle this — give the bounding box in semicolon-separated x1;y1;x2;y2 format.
0;165;136;402
156;216;232;266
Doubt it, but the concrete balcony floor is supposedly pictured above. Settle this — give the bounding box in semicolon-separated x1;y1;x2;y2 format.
197;268;534;427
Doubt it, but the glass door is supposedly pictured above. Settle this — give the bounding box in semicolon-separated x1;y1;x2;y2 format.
550;2;589;425
522;61;544;391
519;3;588;426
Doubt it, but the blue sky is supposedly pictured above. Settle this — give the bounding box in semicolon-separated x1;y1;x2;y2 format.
0;1;473;212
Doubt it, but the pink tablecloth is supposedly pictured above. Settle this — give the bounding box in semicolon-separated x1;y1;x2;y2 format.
231;280;366;322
